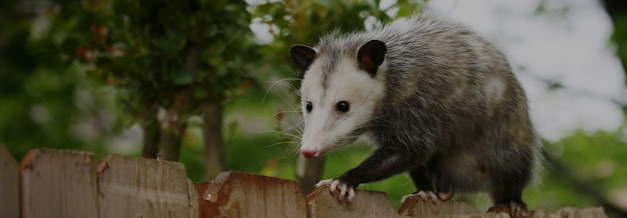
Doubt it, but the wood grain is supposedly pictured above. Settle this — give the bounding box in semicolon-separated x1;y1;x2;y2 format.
19;148;98;218
398;194;480;217
0;144;19;218
188;179;199;218
96;155;196;218
197;171;308;218
551;207;608;218
194;181;212;218
307;186;399;218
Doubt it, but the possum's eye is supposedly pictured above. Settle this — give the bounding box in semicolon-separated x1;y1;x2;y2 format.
306;101;313;113
336;101;350;113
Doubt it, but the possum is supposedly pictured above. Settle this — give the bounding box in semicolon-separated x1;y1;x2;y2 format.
289;12;542;217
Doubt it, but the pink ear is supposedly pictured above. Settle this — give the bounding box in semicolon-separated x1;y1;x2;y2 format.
357;40;387;77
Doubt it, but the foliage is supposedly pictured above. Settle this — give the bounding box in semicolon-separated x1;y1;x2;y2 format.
51;0;265;166
0;0;116;159
67;0;258;125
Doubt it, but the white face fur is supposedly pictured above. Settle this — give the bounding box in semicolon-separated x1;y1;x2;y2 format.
299;56;386;158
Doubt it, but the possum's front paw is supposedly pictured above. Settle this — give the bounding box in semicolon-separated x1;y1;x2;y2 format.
314;179;356;203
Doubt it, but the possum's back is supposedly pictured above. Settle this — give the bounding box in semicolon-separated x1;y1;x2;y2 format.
380;13;522;109
380;13;538;191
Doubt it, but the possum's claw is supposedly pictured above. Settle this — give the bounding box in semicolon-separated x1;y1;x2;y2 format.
400;194;413;203
339;182;347;200
330;180;340;193
509;201;528;218
401;191;438;204
421;191;439;202
314;179;335;188
314;179;355;203
437;191;455;201
348;187;355;201
487;202;528;218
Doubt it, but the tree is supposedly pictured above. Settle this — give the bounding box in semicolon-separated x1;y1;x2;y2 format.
67;0;258;179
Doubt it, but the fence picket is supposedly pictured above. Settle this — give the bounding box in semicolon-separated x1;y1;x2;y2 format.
552;207;609;218
398;195;480;217
196;171;308;218
0;144;19;218
188;179;199;218
96;155;196;218
307;186;400;218
19;149;98;218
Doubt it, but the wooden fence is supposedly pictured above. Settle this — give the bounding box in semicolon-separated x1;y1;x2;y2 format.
0;144;609;218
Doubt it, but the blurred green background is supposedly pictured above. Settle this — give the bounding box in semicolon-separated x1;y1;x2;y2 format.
1;0;627;217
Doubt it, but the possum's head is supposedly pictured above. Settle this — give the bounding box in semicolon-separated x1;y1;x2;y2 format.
290;40;387;158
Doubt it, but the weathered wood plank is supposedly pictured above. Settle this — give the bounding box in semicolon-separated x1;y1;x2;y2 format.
188;179;199;218
0;144;19;218
307;186;399;218
97;155;195;218
194;181;212;218
551;207;608;218
19;148;98;218
480;205;607;218
197;171;308;218
398;195;480;218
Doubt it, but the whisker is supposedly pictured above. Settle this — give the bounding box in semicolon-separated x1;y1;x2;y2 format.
263;78;302;103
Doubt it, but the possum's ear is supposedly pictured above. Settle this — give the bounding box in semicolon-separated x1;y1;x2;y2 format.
357;40;387;77
290;45;317;71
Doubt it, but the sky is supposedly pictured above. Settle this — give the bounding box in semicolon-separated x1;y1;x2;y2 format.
426;0;627;141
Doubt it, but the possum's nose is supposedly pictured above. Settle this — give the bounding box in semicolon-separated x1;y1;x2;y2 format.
301;148;318;158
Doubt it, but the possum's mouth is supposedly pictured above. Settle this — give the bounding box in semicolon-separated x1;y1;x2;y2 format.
301;135;357;158
301;147;323;158
301;144;333;158
301;133;331;158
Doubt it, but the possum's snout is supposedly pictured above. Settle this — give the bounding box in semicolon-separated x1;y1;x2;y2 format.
301;136;322;158
300;114;328;158
301;148;318;158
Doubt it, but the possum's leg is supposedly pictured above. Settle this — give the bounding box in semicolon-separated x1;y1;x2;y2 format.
487;140;534;218
434;177;455;201
319;147;420;202
403;166;455;203
401;166;438;203
488;184;527;218
487;164;530;218
409;166;433;191
432;163;455;201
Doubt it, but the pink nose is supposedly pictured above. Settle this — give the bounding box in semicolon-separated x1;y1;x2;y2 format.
301;148;317;158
